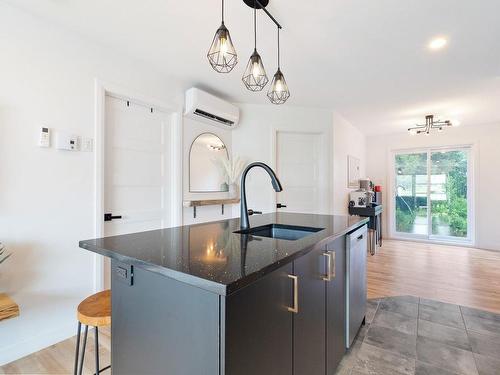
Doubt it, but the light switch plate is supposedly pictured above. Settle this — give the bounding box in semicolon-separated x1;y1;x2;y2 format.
81;137;93;152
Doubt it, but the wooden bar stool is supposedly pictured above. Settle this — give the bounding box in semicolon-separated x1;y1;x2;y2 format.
74;290;111;375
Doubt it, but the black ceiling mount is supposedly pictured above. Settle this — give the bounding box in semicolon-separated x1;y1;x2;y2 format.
243;0;269;9
243;0;282;29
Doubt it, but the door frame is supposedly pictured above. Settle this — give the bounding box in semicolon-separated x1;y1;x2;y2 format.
388;144;476;246
271;127;333;215
93;79;183;292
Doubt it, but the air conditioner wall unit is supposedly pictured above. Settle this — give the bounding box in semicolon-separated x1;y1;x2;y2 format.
184;88;240;129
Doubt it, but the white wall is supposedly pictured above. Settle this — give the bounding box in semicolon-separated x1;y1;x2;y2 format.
232;104;335;216
366;123;500;251
332;112;367;215
0;4;181;365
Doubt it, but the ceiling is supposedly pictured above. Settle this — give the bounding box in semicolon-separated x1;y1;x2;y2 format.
7;0;500;135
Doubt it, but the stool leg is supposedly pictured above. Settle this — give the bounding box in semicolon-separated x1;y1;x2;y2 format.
73;322;81;375
78;325;88;375
94;327;100;375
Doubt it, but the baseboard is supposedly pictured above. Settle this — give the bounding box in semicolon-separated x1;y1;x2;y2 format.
0;322;75;366
385;236;500;252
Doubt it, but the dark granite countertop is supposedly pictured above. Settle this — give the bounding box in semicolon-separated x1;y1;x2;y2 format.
79;212;368;296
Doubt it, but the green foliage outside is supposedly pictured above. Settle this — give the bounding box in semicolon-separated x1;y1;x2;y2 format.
396;206;416;232
395;151;468;238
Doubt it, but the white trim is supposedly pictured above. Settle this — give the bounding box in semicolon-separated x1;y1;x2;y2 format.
386;236;477;248
93;80;105;293
170;108;184;226
270;126;278;210
388;144;476;247
93;79;181;291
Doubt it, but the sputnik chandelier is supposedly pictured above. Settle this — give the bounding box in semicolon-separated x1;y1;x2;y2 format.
408;115;454;136
207;0;290;104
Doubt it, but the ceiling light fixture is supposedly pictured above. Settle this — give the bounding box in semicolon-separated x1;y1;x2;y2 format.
242;0;269;91
207;0;238;73
267;27;290;104
408;114;454;135
428;37;447;50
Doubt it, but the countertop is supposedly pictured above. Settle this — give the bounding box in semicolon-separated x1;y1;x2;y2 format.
79;212;368;296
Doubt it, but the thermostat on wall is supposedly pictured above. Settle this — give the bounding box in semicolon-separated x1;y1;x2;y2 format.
38;127;51;148
54;131;79;151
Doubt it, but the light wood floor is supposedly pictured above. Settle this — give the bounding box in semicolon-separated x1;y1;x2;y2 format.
0;327;110;375
367;240;500;314
2;239;500;374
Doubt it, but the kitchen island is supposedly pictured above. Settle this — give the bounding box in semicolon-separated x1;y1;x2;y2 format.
80;212;368;375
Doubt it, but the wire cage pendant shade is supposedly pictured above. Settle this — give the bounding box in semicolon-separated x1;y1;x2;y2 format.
242;0;269;91
267;27;290;104
267;69;290;104
242;49;269;91
207;0;238;73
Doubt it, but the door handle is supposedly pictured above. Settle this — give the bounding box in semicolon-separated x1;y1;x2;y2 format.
287;275;299;314
276;203;287;209
247;209;262;216
104;213;122;222
322;251;336;281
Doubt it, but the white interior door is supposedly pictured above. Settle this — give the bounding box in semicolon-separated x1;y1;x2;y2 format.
103;95;173;287
275;131;329;214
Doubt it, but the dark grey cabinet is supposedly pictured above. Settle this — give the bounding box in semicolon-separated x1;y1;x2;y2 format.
111;261;220;375
326;236;347;373
293;245;327;375
111;229;366;375
224;262;293;375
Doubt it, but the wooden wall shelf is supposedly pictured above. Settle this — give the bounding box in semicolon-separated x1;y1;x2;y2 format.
183;198;240;218
0;293;20;322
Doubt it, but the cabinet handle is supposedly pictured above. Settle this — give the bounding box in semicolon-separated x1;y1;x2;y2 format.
287;275;299;314
331;251;336;279
323;251;336;281
323;252;332;281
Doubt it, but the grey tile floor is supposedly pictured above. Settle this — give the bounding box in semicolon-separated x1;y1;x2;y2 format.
336;296;500;375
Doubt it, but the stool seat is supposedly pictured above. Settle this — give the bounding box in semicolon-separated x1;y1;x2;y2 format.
77;290;111;327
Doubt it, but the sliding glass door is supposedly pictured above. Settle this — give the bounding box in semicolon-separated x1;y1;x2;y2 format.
393;147;472;243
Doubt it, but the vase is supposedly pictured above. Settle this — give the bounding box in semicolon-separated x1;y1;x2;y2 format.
229;183;239;198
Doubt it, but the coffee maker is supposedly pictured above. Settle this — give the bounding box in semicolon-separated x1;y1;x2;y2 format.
349;178;374;208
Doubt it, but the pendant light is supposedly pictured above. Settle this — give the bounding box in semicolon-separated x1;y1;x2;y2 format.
207;0;238;73
267;27;290;104
242;0;269;91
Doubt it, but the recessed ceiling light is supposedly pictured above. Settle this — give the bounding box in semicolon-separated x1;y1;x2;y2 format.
429;37;447;50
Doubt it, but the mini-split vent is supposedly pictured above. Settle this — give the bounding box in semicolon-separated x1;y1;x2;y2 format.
184;88;240;129
194;109;235;126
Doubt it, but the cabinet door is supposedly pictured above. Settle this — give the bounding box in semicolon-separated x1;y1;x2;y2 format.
111;261;220;375
326;236;346;373
293;245;326;375
225;263;293;375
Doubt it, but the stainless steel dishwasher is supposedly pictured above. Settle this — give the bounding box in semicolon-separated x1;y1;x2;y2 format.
345;224;368;348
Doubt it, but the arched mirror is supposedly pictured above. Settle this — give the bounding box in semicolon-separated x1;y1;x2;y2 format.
189;133;229;192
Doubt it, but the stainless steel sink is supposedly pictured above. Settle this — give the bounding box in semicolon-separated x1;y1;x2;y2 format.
234;224;324;241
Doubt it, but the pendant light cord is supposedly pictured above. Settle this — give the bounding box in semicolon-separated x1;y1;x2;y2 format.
277;27;280;68
254;0;257;50
222;0;224;23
